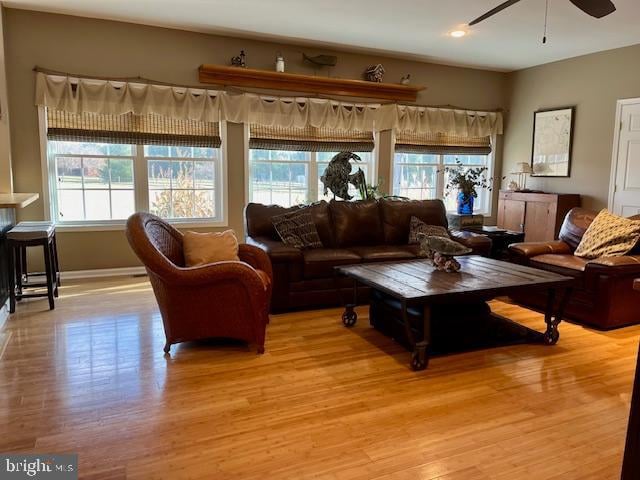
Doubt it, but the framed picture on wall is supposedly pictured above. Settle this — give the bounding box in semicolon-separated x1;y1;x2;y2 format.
531;106;575;177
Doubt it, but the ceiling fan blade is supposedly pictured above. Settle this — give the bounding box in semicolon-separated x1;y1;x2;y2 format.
569;0;616;18
469;0;523;26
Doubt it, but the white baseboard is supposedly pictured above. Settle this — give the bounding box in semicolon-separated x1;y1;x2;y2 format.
61;266;147;281
0;299;8;331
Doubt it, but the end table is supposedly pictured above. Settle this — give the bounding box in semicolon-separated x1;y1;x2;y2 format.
463;226;525;259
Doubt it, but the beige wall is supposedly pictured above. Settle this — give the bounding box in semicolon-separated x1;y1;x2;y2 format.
503;43;640;212
3;8;507;271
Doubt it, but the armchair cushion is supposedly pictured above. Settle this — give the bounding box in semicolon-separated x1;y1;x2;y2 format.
183;230;239;267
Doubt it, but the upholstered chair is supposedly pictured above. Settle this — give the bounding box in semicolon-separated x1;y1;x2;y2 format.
126;213;272;353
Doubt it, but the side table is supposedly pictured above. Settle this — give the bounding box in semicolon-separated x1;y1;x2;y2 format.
621;278;640;479
463;226;525;259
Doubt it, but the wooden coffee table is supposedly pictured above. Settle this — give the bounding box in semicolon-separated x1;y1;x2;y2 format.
336;256;574;370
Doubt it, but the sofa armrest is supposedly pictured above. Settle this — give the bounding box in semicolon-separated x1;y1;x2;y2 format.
245;235;303;263
449;229;492;256
509;240;572;259
587;255;640;274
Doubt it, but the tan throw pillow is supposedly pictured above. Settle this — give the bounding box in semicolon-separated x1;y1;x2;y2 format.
574;209;640;259
183;230;240;267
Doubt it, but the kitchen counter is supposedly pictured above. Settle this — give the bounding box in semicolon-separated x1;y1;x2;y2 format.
0;193;39;208
0;193;40;315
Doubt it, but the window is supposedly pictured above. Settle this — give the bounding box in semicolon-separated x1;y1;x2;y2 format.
247;124;376;207
47;141;223;225
248;150;373;207
43;108;225;227
392;132;494;215
393;153;492;214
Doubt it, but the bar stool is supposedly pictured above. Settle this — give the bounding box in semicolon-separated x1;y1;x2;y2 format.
7;223;58;312
15;220;61;287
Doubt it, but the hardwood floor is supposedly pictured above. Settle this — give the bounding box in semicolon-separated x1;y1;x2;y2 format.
1;276;638;479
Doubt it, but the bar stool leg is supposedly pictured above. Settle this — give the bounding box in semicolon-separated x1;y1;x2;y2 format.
52;233;61;286
43;239;55;310
8;242;16;314
49;239;58;298
21;245;27;283
15;245;23;297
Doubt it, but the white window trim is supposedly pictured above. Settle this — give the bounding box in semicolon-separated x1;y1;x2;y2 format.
389;132;496;217
37;106;229;231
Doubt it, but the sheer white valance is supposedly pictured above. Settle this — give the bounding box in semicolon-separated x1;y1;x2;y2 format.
35;72;503;137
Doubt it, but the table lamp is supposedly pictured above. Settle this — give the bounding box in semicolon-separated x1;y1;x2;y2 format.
510;162;533;192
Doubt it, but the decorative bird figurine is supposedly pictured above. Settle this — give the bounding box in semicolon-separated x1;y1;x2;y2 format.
400;74;411;85
320;152;362;200
417;234;472;272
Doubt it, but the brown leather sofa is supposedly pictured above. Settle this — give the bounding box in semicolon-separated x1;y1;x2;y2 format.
245;198;492;313
126;212;273;353
509;207;640;330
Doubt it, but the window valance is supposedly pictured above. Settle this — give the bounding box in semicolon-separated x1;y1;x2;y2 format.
35;72;503;137
46;109;221;147
395;131;491;155
249;124;374;152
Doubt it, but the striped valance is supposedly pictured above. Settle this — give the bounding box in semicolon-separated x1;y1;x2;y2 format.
46;109;221;147
395;131;491;155
249;124;375;152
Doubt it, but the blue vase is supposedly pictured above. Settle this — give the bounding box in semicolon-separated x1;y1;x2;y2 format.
457;191;474;214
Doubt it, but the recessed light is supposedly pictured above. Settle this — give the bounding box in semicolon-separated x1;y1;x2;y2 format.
449;30;467;38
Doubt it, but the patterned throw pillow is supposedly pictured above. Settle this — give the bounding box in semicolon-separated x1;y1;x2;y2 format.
408;216;450;244
574;209;640;259
272;209;323;249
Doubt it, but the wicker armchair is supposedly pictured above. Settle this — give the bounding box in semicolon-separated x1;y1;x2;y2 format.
126;213;272;353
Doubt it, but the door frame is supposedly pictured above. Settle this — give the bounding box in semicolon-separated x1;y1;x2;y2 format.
608;97;640;212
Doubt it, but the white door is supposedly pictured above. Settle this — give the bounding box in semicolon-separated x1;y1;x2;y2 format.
611;100;640;216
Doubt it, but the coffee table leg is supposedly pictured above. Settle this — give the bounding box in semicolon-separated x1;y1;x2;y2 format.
544;287;572;345
342;278;358;327
410;304;431;371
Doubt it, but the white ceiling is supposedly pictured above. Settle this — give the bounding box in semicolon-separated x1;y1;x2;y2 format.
5;0;640;71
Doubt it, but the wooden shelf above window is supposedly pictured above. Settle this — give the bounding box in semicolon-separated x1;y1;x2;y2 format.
198;64;425;102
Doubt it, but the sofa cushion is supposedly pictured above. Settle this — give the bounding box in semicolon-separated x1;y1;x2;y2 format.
245;201;333;246
348;245;418;262
379;198;448;245
329;200;383;247
574;209;640;259
302;248;361;279
408;216;450;244
558;208;598;249
272;210;323;249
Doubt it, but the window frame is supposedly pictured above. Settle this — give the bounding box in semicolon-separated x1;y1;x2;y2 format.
244;125;378;207
390;132;496;217
38;107;229;231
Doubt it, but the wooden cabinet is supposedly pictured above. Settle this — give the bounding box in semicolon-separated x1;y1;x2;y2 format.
496;191;581;242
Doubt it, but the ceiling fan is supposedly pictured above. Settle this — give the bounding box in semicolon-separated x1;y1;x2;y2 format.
469;0;616;26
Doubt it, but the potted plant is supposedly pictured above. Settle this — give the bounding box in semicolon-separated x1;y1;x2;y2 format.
444;160;492;215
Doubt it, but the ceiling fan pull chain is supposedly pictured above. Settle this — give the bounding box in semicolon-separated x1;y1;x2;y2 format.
543;0;550;44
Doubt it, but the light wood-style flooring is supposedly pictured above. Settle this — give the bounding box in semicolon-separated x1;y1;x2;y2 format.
1;277;638;479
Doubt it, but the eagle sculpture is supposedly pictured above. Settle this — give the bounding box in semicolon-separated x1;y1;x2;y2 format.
320;152;365;200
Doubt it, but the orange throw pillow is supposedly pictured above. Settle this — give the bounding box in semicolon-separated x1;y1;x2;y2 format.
183;230;240;267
